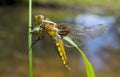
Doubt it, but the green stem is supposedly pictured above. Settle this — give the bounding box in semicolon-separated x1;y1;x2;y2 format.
28;0;33;77
63;36;95;77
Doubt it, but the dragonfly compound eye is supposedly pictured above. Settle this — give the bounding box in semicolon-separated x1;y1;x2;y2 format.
34;15;45;25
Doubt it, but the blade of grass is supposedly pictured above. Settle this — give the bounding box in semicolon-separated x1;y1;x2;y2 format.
63;36;95;77
28;0;33;77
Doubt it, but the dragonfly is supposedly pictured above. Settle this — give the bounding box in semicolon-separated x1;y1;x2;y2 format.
31;15;107;70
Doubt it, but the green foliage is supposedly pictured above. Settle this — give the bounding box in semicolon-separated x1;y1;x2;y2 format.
64;36;95;77
34;0;120;6
34;0;120;11
33;8;79;22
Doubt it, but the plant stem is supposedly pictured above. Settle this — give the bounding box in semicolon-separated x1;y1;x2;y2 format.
28;0;33;77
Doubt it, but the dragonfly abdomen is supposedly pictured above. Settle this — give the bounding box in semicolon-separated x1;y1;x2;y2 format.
53;37;70;70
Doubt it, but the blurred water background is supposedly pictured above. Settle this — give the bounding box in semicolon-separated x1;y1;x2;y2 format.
0;0;120;77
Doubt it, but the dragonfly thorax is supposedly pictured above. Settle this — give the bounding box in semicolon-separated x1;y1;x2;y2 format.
41;20;59;37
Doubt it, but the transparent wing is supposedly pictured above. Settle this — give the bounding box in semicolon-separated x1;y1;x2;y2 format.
62;24;107;47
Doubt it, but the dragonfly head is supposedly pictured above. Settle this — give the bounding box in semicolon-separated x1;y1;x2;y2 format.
34;15;45;25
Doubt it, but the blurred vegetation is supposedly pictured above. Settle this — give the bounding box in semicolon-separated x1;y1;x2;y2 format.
35;0;120;6
34;0;120;10
33;7;79;22
1;0;120;11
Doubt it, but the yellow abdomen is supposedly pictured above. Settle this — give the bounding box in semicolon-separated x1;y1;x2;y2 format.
53;37;70;70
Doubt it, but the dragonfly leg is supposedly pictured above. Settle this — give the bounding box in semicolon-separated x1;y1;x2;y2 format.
32;36;44;46
29;36;44;50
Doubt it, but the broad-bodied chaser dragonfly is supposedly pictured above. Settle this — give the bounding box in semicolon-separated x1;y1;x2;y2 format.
31;15;107;70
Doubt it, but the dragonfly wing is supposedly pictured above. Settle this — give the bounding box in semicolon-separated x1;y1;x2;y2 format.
63;24;107;47
52;36;70;70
